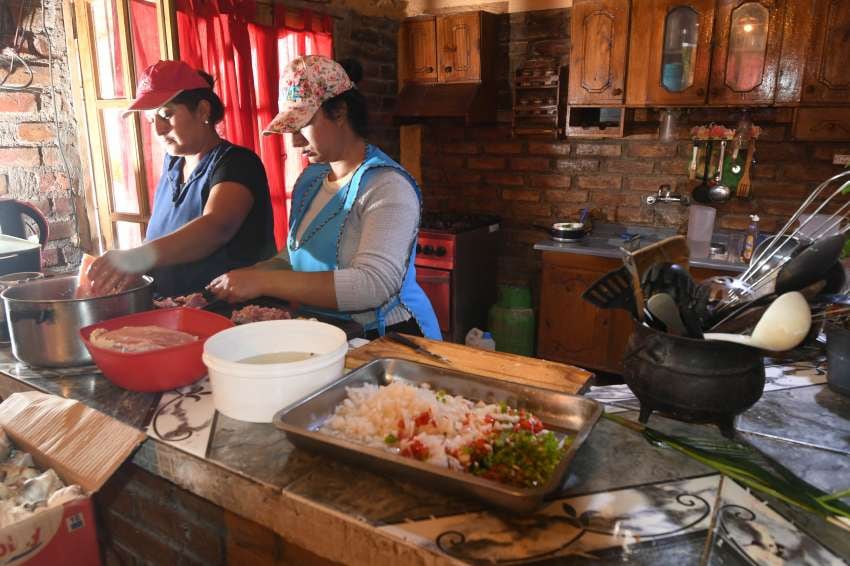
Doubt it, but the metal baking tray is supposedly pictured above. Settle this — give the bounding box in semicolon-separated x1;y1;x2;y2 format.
273;358;602;513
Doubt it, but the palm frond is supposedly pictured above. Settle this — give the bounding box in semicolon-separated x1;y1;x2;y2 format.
604;413;850;527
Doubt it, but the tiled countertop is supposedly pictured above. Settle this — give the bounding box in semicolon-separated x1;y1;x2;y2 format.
0;345;847;564
533;223;748;272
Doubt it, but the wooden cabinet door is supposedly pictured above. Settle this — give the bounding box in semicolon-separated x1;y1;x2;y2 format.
537;261;613;370
801;0;850;104
626;0;715;106
568;0;630;105
709;0;785;105
403;19;438;84
436;13;481;83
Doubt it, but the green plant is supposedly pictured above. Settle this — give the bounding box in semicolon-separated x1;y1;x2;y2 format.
605;413;850;531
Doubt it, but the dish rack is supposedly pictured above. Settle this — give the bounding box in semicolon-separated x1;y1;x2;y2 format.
512;58;562;137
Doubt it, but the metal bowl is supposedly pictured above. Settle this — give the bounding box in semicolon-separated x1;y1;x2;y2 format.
2;275;154;367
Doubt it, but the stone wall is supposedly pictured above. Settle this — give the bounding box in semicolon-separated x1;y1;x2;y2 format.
418;8;850;286
0;0;83;270
96;462;339;565
333;12;401;160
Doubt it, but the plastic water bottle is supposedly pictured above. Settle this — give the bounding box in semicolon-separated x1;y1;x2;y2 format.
465;328;496;351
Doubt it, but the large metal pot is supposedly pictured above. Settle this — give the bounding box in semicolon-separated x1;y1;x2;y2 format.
623;322;765;437
2;275;154;367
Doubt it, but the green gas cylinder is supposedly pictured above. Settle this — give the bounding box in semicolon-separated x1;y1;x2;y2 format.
488;285;535;356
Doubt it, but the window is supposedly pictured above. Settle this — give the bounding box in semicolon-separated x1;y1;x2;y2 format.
69;0;331;252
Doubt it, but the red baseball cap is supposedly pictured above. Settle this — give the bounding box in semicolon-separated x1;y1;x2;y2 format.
123;60;210;117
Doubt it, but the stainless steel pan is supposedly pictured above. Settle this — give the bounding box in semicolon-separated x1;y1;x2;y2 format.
274;358;602;513
2;274;153;367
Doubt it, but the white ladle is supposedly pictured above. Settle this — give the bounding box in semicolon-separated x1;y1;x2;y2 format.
647;293;686;336
704;291;811;352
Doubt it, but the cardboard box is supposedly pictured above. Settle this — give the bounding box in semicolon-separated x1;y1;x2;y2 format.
0;392;145;566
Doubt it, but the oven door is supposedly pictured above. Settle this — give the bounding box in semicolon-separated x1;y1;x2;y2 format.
415;266;451;333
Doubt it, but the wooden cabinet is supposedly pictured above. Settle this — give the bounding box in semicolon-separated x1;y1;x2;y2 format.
538;253;626;374
709;0;786;105
403;19;438;84
537;251;737;374
800;0;850;105
399;12;496;87
437;13;482;83
626;0;715;106
568;0;630;105
626;0;786;107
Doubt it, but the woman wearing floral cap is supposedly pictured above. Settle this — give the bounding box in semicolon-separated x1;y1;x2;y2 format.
87;60;276;297
208;55;440;340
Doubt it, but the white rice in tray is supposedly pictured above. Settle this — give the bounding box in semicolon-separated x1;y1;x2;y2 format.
319;380;543;472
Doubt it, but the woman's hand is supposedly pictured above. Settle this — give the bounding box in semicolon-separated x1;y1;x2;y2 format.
207;268;267;303
87;248;154;295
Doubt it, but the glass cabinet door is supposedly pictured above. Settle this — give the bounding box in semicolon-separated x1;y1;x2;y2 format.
724;2;769;92
710;0;784;105
626;0;715;106
660;7;699;92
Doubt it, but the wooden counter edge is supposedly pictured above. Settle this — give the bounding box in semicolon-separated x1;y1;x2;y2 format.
0;372;459;566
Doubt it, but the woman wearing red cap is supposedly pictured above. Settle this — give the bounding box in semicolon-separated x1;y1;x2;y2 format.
87;60;276;297
208;56;440;340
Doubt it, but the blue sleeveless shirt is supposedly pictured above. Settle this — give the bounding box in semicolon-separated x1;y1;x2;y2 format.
146;141;275;296
288;145;441;340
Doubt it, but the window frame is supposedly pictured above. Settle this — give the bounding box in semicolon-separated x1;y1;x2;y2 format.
64;0;178;251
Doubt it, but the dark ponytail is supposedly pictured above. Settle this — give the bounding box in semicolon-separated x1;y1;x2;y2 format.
321;58;370;138
171;70;225;125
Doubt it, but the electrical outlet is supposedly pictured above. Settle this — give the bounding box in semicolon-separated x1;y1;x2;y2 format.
834;154;850;166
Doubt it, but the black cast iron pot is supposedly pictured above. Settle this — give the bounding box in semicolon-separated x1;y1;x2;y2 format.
623;322;766;438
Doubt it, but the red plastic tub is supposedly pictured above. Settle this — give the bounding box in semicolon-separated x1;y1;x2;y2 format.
80;307;234;392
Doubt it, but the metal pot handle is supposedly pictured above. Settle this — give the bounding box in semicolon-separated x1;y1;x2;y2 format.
9;309;55;324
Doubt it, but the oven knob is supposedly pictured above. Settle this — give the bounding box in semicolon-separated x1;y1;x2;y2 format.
424;245;434;255
435;246;446;257
416;244;422;254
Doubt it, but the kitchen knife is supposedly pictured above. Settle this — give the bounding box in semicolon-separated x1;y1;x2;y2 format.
386;332;453;365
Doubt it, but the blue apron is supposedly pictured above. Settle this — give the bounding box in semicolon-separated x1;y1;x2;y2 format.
146;141;257;296
288;145;441;340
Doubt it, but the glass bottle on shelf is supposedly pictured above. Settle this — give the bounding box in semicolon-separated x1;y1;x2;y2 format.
661;6;699;92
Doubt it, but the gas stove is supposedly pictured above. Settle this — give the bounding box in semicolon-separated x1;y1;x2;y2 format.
420;212;502;234
414;213;501;342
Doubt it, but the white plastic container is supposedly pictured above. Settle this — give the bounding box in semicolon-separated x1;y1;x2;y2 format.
687;204;716;258
202;320;348;423
465;327;496;351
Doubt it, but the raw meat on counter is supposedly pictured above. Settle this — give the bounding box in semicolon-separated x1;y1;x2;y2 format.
231;305;292;324
90;325;198;353
0;428;85;528
153;292;208;309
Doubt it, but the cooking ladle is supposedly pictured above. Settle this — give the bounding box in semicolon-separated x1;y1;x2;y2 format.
704;291;811;351
708;140;731;203
646;293;686;336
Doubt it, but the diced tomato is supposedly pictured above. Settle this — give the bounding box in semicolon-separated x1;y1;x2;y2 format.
484;414;495;425
413;409;437;426
397;417;406;438
407;439;429;460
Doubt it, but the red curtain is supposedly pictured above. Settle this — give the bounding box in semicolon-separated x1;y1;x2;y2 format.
173;1;332;249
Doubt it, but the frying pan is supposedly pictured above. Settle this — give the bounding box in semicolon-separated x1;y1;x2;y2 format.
534;222;588;242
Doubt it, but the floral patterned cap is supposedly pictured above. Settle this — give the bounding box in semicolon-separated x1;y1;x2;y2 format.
263;55;354;135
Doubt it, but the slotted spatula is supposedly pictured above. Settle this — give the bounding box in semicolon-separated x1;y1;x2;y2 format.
582;266;638;318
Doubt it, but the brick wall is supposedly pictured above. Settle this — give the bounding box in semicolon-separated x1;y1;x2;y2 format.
333;12;400;160
419;8;850;287
0;0;83;270
96;462;339;566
